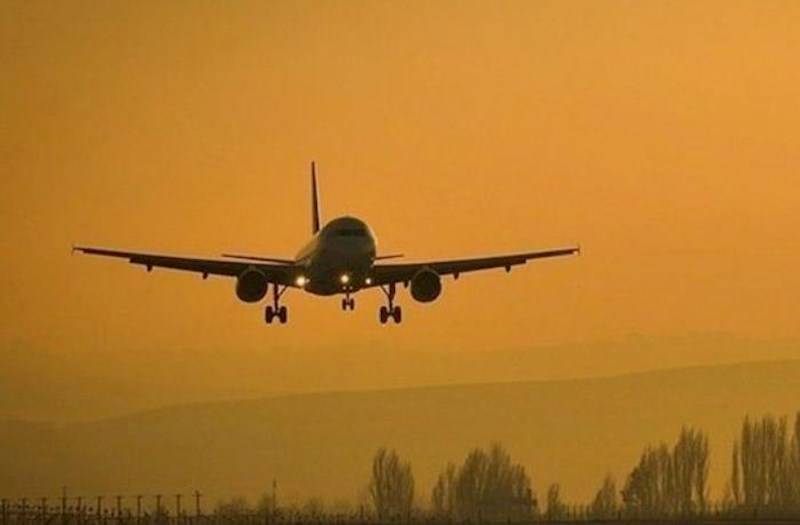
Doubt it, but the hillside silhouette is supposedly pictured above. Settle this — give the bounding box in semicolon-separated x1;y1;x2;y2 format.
2;360;800;505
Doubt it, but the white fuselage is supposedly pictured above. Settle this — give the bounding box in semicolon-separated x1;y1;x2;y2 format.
295;216;376;295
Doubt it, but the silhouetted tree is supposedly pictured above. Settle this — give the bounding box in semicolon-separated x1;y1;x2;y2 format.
255;494;275;517
732;440;741;505
431;443;536;520
672;427;710;513
621;444;671;516
368;447;414;519
622;427;709;517
546;484;567;520
590;475;618;519
431;462;457;516
792;414;800;507
731;412;800;512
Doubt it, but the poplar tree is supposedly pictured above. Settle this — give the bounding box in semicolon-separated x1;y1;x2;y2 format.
368;448;414;519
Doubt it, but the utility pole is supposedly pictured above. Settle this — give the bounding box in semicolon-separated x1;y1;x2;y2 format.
21;498;28;525
116;496;123;521
135;496;142;525
271;480;277;523
155;494;162;524
97;496;103;520
61;487;67;525
41;498;47;522
1;498;7;525
192;491;202;518
174;495;181;523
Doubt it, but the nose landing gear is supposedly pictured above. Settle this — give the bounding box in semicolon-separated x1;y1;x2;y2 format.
264;285;288;324
341;295;355;311
378;283;402;324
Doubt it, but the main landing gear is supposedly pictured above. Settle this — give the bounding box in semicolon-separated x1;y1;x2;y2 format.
379;283;402;324
265;285;288;324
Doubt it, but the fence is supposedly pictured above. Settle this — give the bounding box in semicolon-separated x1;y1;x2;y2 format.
2;496;800;525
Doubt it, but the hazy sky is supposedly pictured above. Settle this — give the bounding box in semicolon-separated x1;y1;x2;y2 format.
2;1;799;413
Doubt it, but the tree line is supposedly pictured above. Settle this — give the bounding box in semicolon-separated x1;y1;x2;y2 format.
728;413;800;511
365;411;800;520
211;411;800;520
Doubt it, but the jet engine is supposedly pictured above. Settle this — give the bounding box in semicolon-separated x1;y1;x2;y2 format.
236;268;268;303
410;268;442;302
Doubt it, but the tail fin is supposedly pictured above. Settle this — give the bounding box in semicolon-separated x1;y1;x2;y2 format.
311;161;321;234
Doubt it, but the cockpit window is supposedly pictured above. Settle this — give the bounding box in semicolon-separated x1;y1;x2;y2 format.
336;228;367;237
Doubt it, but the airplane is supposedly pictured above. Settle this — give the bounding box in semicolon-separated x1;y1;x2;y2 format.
74;162;579;325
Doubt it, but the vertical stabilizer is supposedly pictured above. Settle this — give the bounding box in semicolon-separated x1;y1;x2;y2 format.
311;161;321;234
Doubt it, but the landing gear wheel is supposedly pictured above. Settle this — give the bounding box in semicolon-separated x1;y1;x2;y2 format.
378;283;401;324
341;298;348;311
342;297;356;311
392;305;402;324
265;285;289;325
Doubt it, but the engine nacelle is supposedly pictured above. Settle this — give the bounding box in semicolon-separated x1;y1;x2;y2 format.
236;268;268;303
410;268;442;302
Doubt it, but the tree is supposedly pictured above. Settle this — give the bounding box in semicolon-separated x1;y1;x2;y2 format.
590;475;618;519
621;444;671;516
731;412;800;512
546;484;567;520
622;427;710;517
672;426;709;514
431;443;536;521
431;462;457;516
731;441;741;505
368;447;414;519
792;414;800;507
255;493;276;517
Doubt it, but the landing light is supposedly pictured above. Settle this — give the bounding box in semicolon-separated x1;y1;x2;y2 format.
365;277;372;285
295;276;309;287
340;274;350;284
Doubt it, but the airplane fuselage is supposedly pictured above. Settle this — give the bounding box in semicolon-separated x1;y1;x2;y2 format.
295;216;376;296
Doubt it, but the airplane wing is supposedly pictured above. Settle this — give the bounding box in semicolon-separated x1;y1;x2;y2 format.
368;246;579;287
221;253;296;264
73;246;297;286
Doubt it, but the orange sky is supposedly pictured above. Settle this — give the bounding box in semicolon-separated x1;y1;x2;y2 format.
2;1;800;411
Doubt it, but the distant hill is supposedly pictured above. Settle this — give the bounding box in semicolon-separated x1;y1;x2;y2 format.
2;360;800;507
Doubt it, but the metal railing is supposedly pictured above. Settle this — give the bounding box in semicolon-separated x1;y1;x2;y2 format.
2;497;800;525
